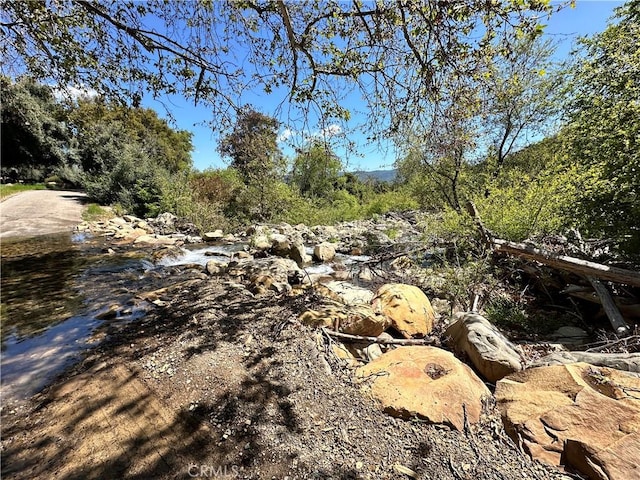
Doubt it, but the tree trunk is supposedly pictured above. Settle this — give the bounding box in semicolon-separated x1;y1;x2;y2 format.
492;239;640;287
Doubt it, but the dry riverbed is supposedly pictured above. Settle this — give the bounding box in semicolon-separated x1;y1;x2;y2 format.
1;257;570;480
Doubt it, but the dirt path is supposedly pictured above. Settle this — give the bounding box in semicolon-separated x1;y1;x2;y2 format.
0;190;87;239
1;362;212;480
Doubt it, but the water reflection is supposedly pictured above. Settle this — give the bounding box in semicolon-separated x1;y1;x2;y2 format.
0;233;152;401
0;233;388;402
1;313;100;399
1;234;87;345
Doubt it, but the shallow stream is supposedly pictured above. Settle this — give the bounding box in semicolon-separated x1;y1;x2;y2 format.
1;233;157;402
1;234;375;404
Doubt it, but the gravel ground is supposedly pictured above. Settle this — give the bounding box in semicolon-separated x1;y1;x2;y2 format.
1;263;577;480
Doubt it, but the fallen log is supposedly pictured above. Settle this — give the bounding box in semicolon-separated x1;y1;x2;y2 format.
560;285;640;318
563;288;640;319
493;239;640;287
588;277;630;335
585;335;640;353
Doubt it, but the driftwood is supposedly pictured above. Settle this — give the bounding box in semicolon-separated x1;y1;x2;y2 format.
588;277;630;334
492;239;640;288
563;286;640;319
465;202;638;335
585;335;640;353
464;200;640;287
321;327;439;346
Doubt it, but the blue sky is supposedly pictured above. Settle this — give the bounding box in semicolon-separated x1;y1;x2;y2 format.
146;1;625;173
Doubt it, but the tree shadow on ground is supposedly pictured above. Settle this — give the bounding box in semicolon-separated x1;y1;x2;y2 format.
1;268;563;480
1;279;358;479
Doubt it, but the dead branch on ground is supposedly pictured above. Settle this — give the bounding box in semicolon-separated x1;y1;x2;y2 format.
321;327;440;346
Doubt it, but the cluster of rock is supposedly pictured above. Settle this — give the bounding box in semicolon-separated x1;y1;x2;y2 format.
292;274;638;480
242;211;423;257
497;363;640;480
297;283;495;432
198;242;491;433
298;290;640;480
79;210;639;480
76;210;421;258
76;212;203;245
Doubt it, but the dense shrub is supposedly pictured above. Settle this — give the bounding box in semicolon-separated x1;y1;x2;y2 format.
84;152;165;217
1;76;70;180
474;163;581;241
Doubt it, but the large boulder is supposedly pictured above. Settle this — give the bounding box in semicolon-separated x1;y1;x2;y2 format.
115;225;149;242
133;234;177;246
227;257;301;294
371;283;435;338
250;233;272;251
495;363;640;480
135;219;154;233
205;259;228;275
314;281;375;306
299;301;389;337
551;326;590;345
269;233;291;257
446;313;524;383
203;230;224;242
356;346;490;431
313;242;336;262
145;213;199;236
288;239;312;267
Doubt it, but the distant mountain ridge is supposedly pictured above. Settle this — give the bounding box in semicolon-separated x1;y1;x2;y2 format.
351;169;397;183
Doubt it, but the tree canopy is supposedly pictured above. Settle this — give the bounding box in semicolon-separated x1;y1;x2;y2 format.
218;107;285;220
290;141;342;200
67;100;193;174
480;36;561;181
0;76;69;179
1;0;559;138
218;107;282;182
562;0;640;248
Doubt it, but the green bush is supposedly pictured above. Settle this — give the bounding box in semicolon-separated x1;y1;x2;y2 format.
157;171;230;232
484;296;573;335
437;259;497;311
472;160;584;242
362;189;419;217
84;150;165;217
52;163;85;189
484;297;528;330
418;208;475;247
82;203;111;221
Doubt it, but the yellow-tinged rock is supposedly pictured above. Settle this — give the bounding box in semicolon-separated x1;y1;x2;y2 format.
133;234;176;245
331;343;361;367
496;363;640;480
299;302;390;336
356;346;490;431
372;283;435;338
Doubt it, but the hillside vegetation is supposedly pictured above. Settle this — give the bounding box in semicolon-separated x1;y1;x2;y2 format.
1;2;638;258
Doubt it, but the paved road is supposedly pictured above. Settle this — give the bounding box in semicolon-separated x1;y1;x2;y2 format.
0;190;87;239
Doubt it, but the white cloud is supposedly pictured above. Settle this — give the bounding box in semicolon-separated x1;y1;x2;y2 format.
277;123;343;145
319;124;342;137
52;85;99;102
278;127;295;143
